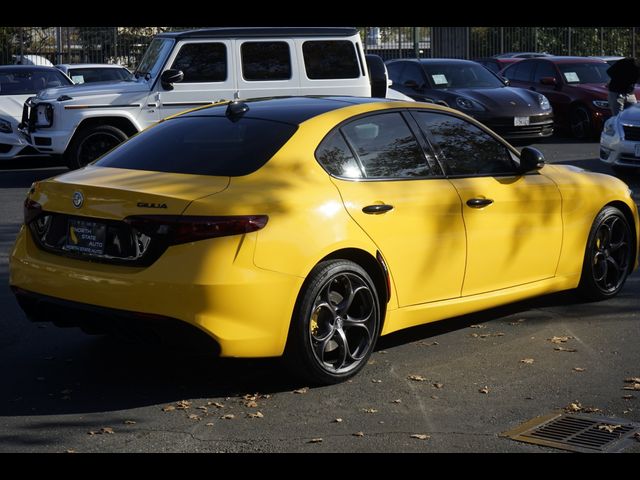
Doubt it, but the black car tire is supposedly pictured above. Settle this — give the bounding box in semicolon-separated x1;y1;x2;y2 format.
577;206;633;300
65;125;128;170
569;105;593;139
285;260;381;385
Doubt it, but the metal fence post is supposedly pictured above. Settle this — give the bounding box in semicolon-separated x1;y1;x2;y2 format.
633;27;636;58
413;27;419;58
56;26;62;64
500;26;504;54
568;27;572;55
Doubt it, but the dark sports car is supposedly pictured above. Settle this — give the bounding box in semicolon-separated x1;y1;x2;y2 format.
387;58;554;141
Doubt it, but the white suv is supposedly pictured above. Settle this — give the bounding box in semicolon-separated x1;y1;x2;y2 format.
20;27;402;169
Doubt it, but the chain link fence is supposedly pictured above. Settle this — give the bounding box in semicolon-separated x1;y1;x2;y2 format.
1;27;638;69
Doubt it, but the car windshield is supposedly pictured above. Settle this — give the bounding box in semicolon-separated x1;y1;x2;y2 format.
68;67;133;84
558;62;610;84
0;69;72;95
134;38;173;78
422;63;504;89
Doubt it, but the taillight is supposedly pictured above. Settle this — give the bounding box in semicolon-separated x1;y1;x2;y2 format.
23;198;42;225
124;215;268;245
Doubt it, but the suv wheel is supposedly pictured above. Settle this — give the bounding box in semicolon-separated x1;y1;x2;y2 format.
65;125;128;170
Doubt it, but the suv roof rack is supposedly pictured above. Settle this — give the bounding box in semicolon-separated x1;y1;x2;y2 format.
158;27;358;39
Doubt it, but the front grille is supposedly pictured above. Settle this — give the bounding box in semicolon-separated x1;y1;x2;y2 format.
0;143;12;154
28;211;167;266
490;124;554;138
623;125;640;141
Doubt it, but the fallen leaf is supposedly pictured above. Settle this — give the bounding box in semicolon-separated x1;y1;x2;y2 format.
554;346;577;352
622;395;635;400
548;336;573;344
162;405;176;412
598;424;621;433
573;368;586;372
520;358;535;364
565;402;582;412
176;400;191;410
493;333;505;337
410;434;430;440
353;431;364;437
293;387;309;394
634;432;640;442
470;324;486;329
371;379;382;384
408;374;427;382
208;402;224;409
308;438;323;444
509;319;525;325
470;333;479;338
391;399;402;404
431;395;439;399
243;394;258;401
419;341;439;346
188;414;200;420
433;383;444;389
479;386;489;394
333;418;343;423
245;400;258;408
623;409;633;414
583;407;601;413
378;350;388;354
624;377;640;384
89;427;114;435
205;422;214;427
221;414;235;420
362;408;378;414
197;406;208;411
247;411;264;419
622;384;640;391
123;420;136;425
65;449;76;454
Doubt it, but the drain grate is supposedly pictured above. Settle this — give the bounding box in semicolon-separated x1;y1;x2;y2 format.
502;412;640;452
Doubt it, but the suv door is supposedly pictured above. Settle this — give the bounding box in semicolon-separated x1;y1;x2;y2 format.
157;40;235;119
319;110;466;307
412;110;563;296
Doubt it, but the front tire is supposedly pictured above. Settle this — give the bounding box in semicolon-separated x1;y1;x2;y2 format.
577;206;633;300
285;260;381;385
65;125;128;170
569;105;593;139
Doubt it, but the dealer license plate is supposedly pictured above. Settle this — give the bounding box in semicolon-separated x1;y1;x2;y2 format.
65;219;106;255
514;116;530;126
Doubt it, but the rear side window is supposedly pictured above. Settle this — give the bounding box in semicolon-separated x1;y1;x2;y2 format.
171;43;227;82
95;116;297;176
303;41;360;79
316;130;362;178
241;42;291;81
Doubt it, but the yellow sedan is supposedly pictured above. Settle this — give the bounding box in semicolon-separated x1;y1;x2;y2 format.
9;97;639;384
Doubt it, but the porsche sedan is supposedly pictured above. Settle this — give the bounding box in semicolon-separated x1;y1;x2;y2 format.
386;58;554;142
10;97;638;384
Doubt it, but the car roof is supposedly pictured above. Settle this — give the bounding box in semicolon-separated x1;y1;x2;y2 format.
519;56;608;64
388;58;480;66
178;96;397;125
55;64;127;69
157;27;358;39
0;65;62;72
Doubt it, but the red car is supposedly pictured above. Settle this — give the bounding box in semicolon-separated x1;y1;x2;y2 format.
501;56;640;139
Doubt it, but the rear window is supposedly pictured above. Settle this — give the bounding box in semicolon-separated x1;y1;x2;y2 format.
95;116;297;176
302;41;360;79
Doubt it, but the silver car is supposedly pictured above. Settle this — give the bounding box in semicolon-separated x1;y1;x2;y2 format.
600;104;640;172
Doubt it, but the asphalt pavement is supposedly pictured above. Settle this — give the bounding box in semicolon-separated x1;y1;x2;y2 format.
1;138;639;453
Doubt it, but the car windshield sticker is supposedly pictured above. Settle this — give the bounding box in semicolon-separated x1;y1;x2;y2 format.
432;74;448;85
71;75;85;84
563;71;580;83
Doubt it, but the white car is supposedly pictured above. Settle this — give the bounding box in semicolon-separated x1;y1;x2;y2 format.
600;104;640;172
55;64;132;84
0;65;73;160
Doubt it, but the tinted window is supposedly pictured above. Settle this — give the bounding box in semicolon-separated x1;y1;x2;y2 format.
0;68;72;95
557;62;609;84
478;60;499;73
303;41;360;79
413;111;515;176
96;116;297;176
135;38;173;78
421;62;503;88
241;42;291;81
386;62;404;82
533;61;557;82
171;43;227;82
504;61;534;82
398;63;426;87
341;112;433;178
67;67;132;84
316;130;362;178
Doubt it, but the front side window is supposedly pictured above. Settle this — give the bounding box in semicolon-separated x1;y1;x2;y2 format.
412;111;515;176
341;112;434;179
533;61;557;83
503;61;535;82
303;41;360;79
171;43;227;82
135;38;173;78
241;42;291;81
398;63;427;87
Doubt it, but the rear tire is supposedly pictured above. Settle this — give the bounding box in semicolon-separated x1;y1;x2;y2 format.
284;260;381;385
65;125;128;170
577;206;633;300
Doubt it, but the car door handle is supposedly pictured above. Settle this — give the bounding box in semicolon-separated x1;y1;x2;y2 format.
362;204;394;214
466;198;494;208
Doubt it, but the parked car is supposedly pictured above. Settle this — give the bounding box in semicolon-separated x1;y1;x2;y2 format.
19;27;399;170
0;65;73;160
55;64;133;84
475;57;522;74
12;54;54;66
11;97;638;384
600;104;640;172
386;58;553;141
500;56;640;139
493;52;552;59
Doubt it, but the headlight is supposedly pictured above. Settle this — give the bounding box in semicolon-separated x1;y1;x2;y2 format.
538;94;551;110
455;97;485;111
592;100;610;109
603;119;616;136
0;118;11;134
35;103;53;127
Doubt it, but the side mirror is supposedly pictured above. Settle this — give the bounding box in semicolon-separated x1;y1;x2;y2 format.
365;54;388;98
540;76;557;86
518;147;545;173
160;69;184;90
499;76;510;86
